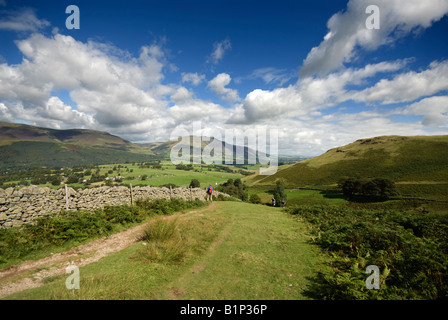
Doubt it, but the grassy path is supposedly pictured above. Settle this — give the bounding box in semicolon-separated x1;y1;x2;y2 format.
167;202;326;299
2;201;327;300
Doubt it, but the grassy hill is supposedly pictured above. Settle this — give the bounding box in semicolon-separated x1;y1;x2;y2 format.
0;122;157;168
252;135;448;188
0;121;146;151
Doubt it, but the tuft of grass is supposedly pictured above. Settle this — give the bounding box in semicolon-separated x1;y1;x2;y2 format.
139;218;179;243
138;240;186;265
136;218;186;265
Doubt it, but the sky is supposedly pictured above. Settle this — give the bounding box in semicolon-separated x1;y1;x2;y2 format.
0;0;447;156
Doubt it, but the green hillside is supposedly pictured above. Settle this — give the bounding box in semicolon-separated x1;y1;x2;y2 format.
254;135;448;188
0;121;147;151
0;122;154;168
0;141;156;168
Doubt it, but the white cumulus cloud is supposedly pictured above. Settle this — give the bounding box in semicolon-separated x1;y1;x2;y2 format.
299;0;448;78
350;60;448;104
0;32;171;132
208;73;241;103
395;96;448;127
181;72;206;86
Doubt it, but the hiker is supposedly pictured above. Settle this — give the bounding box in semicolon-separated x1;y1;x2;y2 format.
271;197;276;207
281;198;286;208
206;184;213;202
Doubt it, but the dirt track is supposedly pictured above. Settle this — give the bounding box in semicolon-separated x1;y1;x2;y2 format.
0;204;213;299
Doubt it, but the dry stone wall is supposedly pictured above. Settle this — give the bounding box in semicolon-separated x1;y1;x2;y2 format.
0;185;224;229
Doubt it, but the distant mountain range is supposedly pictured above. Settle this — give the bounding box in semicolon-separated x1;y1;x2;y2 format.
3;122;445;187
0;122;300;168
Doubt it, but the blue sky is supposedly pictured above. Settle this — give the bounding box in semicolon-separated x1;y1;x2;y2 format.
0;0;447;156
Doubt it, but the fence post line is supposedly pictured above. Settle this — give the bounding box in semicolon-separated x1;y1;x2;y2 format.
65;184;69;210
190;187;192;201
170;185;172;199
130;183;134;205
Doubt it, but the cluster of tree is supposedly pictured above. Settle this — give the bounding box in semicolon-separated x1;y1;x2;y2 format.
0;167;53;185
272;179;287;206
217;178;248;201
137;161;162;169
0;165;103;188
208;165;252;176
213;165;234;173
189;179;201;188
236;169;254;177
89;169;105;183
175;164;194;171
339;177;398;200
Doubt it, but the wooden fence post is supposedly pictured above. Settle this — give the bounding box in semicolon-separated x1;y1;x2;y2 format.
130;183;134;205
170;185;172;199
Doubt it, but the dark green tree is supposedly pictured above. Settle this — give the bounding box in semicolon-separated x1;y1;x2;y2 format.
66;174;79;184
218;178;248;201
339;178;357;199
370;178;398;199
50;175;62;186
340;177;398;200
273;179;287;205
189;179;201;188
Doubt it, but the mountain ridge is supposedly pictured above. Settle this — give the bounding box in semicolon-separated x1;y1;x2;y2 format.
250;134;448;187
0;121;155;168
0;122;285;168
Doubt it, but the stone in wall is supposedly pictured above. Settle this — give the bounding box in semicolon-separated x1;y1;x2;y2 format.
0;185;229;229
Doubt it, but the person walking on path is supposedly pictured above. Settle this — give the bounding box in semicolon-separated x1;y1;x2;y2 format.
206;184;213;202
281;198;286;208
271;197;276;207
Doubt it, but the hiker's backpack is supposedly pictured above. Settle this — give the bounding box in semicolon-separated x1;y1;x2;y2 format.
208;186;213;194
